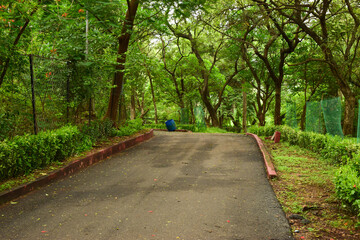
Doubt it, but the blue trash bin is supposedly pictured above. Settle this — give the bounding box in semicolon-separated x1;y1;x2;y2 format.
165;119;176;131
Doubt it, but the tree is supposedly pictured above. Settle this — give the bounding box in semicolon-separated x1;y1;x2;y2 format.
164;7;242;127
254;0;360;134
0;0;41;87
103;0;139;125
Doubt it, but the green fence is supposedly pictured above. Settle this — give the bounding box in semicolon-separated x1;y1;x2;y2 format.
180;108;190;124
194;106;206;130
321;97;344;138
305;101;323;133
286;102;297;129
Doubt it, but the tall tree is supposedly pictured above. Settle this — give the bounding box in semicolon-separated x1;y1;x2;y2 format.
0;0;41;87
104;0;139;124
254;0;360;134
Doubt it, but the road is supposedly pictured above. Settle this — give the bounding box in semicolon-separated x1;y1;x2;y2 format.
0;131;293;240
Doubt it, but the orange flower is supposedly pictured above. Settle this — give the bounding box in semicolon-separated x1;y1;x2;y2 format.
78;9;84;13
61;12;68;17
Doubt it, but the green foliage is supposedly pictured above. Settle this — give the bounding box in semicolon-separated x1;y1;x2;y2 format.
249;125;358;164
144;123;197;132
250;124;360;216
0;119;145;181
144;123;236;133
80;119;115;143
114;119;144;136
0;125;88;180
335;157;360;216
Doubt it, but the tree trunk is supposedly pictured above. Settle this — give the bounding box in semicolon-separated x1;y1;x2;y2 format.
118;94;127;125
300;103;306;131
242;84;247;133
219;113;224;128
130;90;136;120
149;72;158;124
343;93;356;136
257;112;265;126
104;0;139;124
274;84;282;125
201;93;219;127
190;102;195;124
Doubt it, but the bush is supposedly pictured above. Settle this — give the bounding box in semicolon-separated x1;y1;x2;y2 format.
224;126;242;133
80;119;115;143
114;119;144;136
335;158;360;215
0;119;148;181
249;124;360;215
0;125;88;180
248;125;359;164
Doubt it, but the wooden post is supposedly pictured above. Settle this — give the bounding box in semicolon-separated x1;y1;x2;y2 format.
29;54;38;135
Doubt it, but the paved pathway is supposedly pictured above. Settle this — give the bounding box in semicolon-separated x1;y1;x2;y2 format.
0;131;293;240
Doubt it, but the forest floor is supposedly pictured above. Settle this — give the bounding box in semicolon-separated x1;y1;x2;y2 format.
0;129;150;193
263;139;360;240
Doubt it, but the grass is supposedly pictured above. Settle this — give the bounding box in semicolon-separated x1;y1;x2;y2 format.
203;127;229;133
0;162;65;192
264;139;360;240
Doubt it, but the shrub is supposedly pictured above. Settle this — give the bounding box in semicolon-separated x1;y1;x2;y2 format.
248;125;360;215
0;119;146;182
248;125;359;165
80;119;115;143
114;119;144;136
335;158;360;215
0;125;87;180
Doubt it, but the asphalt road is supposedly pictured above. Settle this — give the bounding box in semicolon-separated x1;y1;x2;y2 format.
0;131;293;240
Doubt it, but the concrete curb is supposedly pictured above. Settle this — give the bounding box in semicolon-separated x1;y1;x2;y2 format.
246;133;277;179
0;129;154;205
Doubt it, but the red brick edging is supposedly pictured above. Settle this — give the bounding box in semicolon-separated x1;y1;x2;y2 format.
0;129;154;205
246;133;277;179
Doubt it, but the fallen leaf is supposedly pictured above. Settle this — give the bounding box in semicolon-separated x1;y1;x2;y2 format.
10;201;17;205
148;211;153;213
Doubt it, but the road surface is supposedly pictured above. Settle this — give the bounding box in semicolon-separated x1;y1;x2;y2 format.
0;131;293;240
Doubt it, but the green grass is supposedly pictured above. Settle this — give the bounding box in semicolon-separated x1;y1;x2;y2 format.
265;139;359;238
203;127;229;133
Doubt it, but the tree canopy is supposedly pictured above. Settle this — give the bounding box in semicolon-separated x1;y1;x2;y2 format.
1;0;360;137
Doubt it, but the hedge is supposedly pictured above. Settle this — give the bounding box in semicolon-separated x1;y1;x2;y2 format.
0;125;89;180
248;125;358;164
0;119;144;181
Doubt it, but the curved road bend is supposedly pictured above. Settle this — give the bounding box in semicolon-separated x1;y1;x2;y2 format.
0;131;293;240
